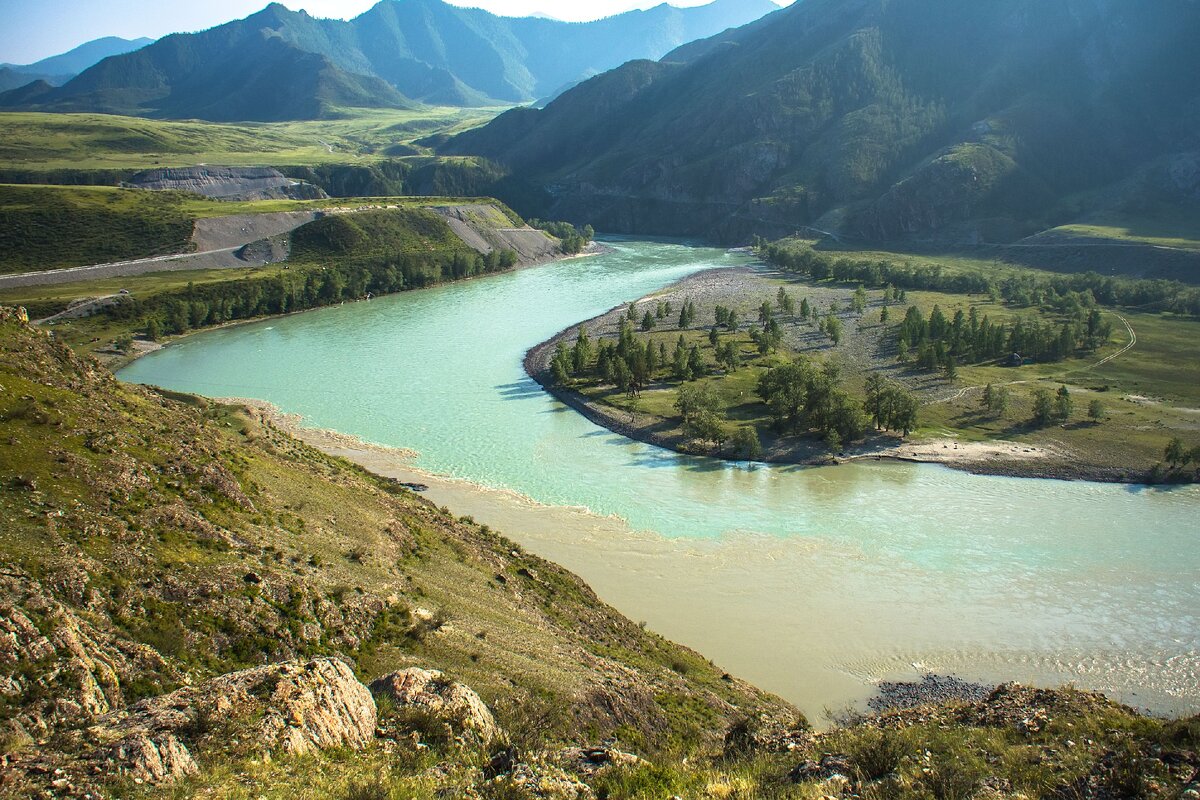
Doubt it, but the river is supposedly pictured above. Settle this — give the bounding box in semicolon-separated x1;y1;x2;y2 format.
118;238;1200;722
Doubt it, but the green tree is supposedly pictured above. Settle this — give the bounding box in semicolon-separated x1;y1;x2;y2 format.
777;288;795;316
824;314;843;346
687;345;706;379
145;317;161;341
880;306;889;324
864;373;886;429
672;335;690;380
800;297;811;321
1054;385;1074;421
718;341;741;372
852;286;868;314
943;355;958;383
641;311;656;332
992;386;1010;418
883;387;919;436
551;341;572;386
675;383;724;441
730;426;763;461
679;300;695;328
1087;399;1104;422
1032;388;1054;426
572;328;593;374
1165;437;1186;468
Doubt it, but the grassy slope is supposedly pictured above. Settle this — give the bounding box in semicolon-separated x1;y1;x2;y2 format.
3;306;1196;798
0;308;790;792
0;109;506;170
0;184;198;273
0;184;520;275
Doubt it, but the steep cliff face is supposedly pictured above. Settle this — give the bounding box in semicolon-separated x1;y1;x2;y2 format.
125;167;327;201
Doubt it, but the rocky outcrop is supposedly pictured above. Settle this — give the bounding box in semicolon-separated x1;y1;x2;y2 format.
125;167;327;202
552;746;646;776
429;204;563;266
371;667;501;745
0;592;158;737
84;658;376;784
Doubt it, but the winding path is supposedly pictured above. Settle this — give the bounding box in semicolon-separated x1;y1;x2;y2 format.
926;312;1137;405
1088;314;1136;370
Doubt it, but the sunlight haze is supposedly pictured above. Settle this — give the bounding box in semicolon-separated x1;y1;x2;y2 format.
0;0;790;64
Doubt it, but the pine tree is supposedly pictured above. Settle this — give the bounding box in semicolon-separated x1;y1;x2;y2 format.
571;328;593;374
1032;388;1054;426
1054;385;1073;421
1165;437;1186;467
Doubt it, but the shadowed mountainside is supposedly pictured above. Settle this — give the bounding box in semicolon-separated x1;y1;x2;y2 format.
447;0;1200;248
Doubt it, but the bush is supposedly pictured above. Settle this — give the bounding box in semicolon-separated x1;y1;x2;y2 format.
849;730;906;780
343;780;390;800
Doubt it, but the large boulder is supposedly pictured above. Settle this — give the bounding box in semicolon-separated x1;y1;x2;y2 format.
371;667;501;745
88;658;376;784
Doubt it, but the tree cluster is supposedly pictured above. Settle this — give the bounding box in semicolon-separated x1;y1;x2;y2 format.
528;219;595;255
757;242;1200;317
863;375;920;435
897;302;1108;374
756;359;873;450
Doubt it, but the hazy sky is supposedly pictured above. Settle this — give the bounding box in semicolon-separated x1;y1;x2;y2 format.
0;0;789;65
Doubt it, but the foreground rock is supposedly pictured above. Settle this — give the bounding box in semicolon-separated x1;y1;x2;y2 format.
371;667;501;745
869;673;994;714
83;658;375;785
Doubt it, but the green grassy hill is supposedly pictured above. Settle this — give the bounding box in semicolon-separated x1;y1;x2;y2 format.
0;184;197;273
0;110;506;173
0;306;792;795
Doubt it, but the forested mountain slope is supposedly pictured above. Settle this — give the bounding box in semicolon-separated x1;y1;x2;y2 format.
448;0;1200;246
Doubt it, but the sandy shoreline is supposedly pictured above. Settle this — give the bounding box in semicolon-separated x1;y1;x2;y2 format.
213;398;1199;725
523;267;1150;485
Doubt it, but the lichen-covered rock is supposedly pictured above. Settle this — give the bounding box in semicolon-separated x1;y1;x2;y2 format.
88;658;376;784
552;746;646;776
371;667;501;744
483;761;594;800
109;732;198;784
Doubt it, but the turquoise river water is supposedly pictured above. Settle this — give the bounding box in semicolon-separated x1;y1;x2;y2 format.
119;239;1200;722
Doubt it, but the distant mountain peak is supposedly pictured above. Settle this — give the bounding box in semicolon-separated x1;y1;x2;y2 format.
0;0;781;120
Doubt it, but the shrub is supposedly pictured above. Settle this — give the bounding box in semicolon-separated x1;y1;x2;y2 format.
849;730;907;780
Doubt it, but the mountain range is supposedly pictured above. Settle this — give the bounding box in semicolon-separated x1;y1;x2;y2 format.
0;0;780;121
0;36;153;93
448;0;1200;244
